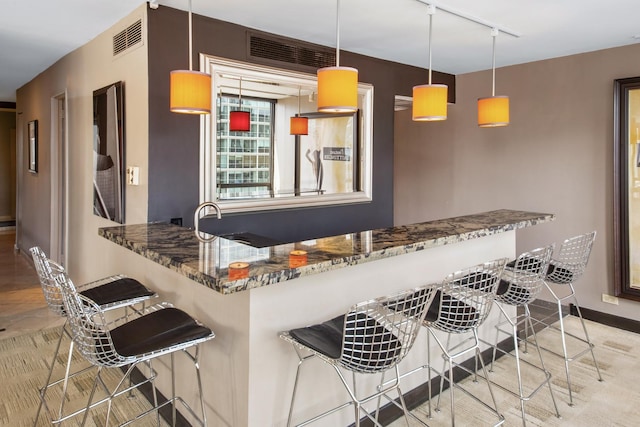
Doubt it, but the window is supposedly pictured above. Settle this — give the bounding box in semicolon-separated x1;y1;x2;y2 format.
216;95;274;199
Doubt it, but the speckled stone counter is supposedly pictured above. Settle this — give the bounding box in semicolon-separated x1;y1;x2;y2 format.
99;209;553;295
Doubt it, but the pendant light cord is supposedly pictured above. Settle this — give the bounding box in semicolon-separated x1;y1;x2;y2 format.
491;31;497;96
428;12;433;85
188;0;193;71
335;0;341;67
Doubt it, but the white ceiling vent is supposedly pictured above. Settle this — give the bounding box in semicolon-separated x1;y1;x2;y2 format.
113;19;142;57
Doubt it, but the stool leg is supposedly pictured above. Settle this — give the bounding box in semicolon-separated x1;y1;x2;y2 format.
194;346;207;427
525;313;561;419
34;322;67;426
571;294;603;383
510;320;527;426
555;298;575;406
57;339;75;421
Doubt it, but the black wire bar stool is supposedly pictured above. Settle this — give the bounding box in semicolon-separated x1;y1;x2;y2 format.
55;269;215;426
423;258;507;427
279;285;438;427
531;231;603;406
29;246;157;426
484;245;561;426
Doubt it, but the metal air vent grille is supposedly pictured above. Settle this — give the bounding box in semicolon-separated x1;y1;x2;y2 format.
249;34;335;69
113;19;143;56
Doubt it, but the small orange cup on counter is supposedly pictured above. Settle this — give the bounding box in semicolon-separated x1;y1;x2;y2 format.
228;262;250;280
289;250;308;268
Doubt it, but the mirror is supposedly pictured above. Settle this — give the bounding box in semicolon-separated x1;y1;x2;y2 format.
93;82;125;223
202;56;373;213
614;76;640;301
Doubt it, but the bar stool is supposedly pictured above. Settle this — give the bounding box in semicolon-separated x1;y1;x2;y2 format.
279;285;438;427
534;231;603;406
55;269;215;426
488;245;560;426
29;246;157;425
423;258;507;427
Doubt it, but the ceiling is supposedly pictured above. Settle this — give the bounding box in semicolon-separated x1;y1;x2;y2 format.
1;0;639;103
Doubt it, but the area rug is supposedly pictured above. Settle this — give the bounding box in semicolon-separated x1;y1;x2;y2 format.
389;316;640;426
0;326;168;426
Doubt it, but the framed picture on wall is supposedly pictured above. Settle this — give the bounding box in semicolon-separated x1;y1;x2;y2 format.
28;120;38;173
294;111;359;196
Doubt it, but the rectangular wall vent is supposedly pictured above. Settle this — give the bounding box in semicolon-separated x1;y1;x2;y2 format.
249;34;335;70
113;19;143;56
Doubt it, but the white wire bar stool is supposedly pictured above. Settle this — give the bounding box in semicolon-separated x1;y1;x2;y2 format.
55;269;215;426
531;231;603;406
279;285;438;427
29;246;158;426
485;245;560;426
424;258;507;427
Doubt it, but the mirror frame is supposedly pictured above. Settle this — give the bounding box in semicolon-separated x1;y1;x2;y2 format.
613;76;640;301
201;55;373;213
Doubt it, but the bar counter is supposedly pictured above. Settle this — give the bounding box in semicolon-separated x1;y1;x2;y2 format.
98;209;554;426
99;209;553;295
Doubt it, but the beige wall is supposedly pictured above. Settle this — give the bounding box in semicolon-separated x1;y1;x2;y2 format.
16;4;148;283
394;43;640;321
0;111;16;220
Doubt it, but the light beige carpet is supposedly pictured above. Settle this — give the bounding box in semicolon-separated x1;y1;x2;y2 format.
0;326;168;427
390;316;640;426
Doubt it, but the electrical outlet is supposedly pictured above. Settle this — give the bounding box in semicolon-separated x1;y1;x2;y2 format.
126;166;140;185
602;293;619;305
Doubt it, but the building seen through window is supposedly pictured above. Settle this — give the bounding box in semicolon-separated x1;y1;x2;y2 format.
216;95;274;199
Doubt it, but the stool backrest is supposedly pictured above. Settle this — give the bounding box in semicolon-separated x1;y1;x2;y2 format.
30;246;66;316
432;258;507;334
340;284;437;374
551;231;596;283
499;244;555;306
54;270;130;368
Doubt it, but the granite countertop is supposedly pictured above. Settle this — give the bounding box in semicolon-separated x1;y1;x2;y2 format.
98;209;554;295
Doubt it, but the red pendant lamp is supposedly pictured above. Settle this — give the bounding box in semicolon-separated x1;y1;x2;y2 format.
170;0;211;114
229;77;250;132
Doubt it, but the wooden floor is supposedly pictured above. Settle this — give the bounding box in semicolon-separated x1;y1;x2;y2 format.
0;231;64;339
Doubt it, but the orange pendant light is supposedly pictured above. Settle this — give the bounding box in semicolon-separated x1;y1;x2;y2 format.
478;29;510;127
413;5;447;122
317;0;358;113
170;0;211;114
290;87;309;135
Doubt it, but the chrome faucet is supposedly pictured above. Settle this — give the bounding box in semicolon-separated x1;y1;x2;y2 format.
194;202;222;242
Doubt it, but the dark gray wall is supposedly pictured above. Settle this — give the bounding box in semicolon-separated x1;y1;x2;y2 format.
147;6;455;243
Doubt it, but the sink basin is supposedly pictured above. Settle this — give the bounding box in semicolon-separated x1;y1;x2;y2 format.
219;232;284;248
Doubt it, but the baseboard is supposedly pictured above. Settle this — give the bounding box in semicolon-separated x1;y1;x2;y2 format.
570;304;640;334
350;337;514;427
128;366;192;427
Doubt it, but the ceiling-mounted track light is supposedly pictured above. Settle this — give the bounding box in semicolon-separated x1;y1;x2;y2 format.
317;0;358;113
478;28;509;127
170;0;211;114
413;5;447;121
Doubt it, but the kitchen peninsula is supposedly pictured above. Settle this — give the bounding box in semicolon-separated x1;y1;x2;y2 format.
98;209;553;426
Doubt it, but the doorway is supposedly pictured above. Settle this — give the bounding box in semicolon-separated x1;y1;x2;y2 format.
50;94;68;266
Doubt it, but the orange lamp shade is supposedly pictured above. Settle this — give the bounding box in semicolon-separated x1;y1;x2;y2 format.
317;66;358;113
478;96;510;127
412;84;448;121
290;116;309;135
170;70;212;114
229;110;250;132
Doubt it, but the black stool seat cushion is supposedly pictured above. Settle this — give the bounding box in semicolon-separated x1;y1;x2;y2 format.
289;313;402;367
110;308;211;357
546;262;574;284
81;277;155;307
453;272;498;292
496;279;530;298
424;290;478;324
289;315;345;359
